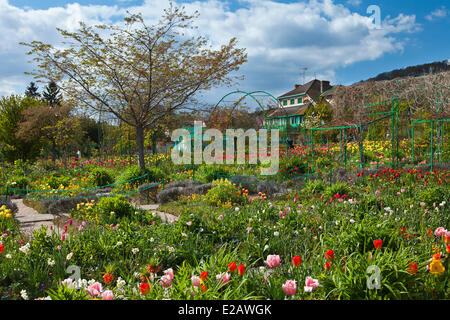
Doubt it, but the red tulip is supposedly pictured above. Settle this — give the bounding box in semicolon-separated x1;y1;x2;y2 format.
325;250;334;260
374;239;382;250
292;255;302;266
140;282;150;295
238;264;245;276
228;261;237;272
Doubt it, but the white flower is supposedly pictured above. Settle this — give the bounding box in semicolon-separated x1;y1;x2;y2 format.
116;241;123;246
20;290;28;300
116;277;126;289
273;231;279;237
131;248;139;254
66;252;73;260
19;243;30;255
47;258;55;266
235;207;240;212
6;254;11;259
149;237;154;242
349;219;355;223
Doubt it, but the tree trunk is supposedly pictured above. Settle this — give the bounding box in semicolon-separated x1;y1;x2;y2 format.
136;125;146;171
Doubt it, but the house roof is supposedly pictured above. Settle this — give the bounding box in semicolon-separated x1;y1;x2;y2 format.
266;103;310;118
278;79;333;100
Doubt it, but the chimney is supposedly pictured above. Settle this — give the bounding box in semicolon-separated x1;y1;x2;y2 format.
321;80;330;92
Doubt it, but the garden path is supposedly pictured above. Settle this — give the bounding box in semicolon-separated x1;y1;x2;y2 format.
12;199;178;239
12;199;64;237
134;203;179;224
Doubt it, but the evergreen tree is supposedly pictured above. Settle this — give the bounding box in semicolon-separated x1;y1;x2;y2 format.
42;81;62;107
24;81;40;98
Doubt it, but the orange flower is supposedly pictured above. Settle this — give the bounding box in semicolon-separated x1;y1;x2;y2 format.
200;284;207;293
445;236;450;245
446;245;450;254
324;262;331;271
0;244;4;254
433;253;441;260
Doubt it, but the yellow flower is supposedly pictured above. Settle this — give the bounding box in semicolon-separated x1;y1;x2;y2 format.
429;260;445;275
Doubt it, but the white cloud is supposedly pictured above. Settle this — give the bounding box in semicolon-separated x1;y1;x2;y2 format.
425;6;448;21
0;0;421;100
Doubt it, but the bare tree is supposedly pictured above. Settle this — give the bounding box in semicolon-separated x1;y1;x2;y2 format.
21;3;247;170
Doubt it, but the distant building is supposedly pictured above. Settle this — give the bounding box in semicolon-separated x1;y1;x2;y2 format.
264;79;334;129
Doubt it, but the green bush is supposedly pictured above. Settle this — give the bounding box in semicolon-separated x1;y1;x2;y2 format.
88;168;115;187
116;165;146;187
95;195;134;219
205;179;242;206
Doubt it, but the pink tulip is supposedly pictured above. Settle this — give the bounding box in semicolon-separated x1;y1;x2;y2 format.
191;276;201;287
264;255;281;268
304;276;320;292
101;290;114;300
87;282;103;297
216;272;231;285
164;268;174;280
434;227;448;237
161;275;173;287
282;280;297;295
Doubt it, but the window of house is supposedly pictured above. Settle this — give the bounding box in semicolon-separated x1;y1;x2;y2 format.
290;99;295;105
298;97;303;104
283;100;287;106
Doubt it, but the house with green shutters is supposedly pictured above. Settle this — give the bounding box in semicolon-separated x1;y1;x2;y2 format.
264;79;333;130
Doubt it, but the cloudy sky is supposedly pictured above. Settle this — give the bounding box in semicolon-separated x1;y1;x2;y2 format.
1;0;449;103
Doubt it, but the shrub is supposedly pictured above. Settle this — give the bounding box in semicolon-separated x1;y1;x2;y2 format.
116;165;146;187
88;168;115;187
205;179;242;206
95;195;134;219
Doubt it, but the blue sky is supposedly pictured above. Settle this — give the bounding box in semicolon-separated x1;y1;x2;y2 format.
1;0;449;103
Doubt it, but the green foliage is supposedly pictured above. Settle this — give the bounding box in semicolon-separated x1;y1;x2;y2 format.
418;186;447;206
116;165;146;187
96;195;134;219
304;179;327;194
205;179;242;206
88;168;115;187
47;284;90;300
324;182;351;199
0;95;41;161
